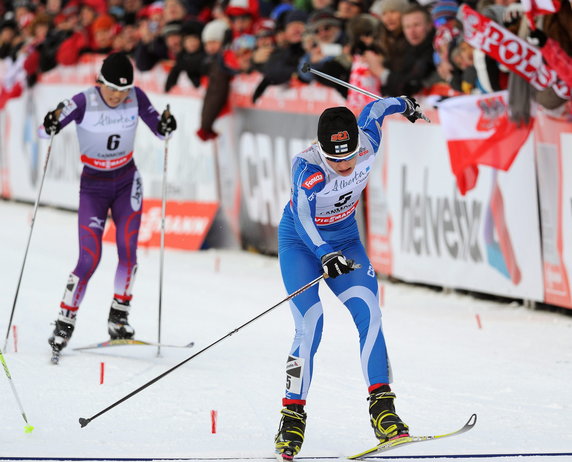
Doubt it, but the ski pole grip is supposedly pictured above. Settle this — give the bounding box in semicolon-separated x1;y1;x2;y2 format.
79;417;91;428
54;101;65;118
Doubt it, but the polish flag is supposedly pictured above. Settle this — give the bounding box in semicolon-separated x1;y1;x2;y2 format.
438;91;534;195
520;0;560;26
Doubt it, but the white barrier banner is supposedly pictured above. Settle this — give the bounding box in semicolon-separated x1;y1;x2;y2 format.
535;111;572;308
1;61;218;209
560;132;572;304
379;116;544;300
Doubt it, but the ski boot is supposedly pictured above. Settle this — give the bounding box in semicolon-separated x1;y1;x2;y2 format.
368;385;409;443
108;298;135;340
275;404;307;460
48;319;75;365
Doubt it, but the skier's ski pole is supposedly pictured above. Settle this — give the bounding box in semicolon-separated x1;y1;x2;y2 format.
300;63;431;123
79;273;326;427
3;103;64;351
157;104;172;358
0;346;34;433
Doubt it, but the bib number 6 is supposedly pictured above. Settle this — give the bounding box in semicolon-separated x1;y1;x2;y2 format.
107;134;121;151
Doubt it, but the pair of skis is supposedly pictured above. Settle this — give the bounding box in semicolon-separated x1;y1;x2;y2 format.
50;338;195;364
276;413;477;461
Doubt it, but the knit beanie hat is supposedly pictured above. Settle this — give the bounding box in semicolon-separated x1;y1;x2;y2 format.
201;19;229;42
91;14;115;33
181;19;204;38
283;9;309;27
317;107;359;156
371;0;409;16
431;0;459;25
162;20;183;37
98;52;134;90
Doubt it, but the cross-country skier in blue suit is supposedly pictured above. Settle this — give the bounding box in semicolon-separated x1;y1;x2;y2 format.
274;96;427;461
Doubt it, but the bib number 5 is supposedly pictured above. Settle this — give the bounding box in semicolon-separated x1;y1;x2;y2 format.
335;191;352;207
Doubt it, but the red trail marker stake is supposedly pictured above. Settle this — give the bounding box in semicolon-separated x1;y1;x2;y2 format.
13;326;18;353
211;410;218;434
100;362;105;384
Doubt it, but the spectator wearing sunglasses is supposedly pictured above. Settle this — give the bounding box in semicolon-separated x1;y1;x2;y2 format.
274;96;425;460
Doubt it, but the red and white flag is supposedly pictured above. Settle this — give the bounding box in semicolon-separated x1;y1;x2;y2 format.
520;0;560;25
438;91;534;195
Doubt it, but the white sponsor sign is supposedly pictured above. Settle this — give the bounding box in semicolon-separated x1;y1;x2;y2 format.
382;117;543;300
558;133;572;304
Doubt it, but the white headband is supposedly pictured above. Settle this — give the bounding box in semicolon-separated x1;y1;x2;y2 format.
97;73;134;91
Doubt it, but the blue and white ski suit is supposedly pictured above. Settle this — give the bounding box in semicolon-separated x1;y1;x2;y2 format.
278;97;406;404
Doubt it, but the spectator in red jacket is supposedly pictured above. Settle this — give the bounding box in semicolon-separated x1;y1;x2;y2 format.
55;3;108;65
225;0;260;38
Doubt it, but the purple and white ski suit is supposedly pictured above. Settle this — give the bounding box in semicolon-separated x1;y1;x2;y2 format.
39;86;163;319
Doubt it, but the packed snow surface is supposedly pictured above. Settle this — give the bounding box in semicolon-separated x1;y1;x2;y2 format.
1;200;571;462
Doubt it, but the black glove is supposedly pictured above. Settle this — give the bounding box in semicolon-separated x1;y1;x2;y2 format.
528;29;547;48
158;109;177;136
321;251;355;278
401;96;423;123
43;110;61;135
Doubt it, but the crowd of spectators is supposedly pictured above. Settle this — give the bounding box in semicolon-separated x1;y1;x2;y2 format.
1;0;571;138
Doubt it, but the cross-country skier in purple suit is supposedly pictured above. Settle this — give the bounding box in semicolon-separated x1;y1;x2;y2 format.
39;52;177;361
274;97;426;460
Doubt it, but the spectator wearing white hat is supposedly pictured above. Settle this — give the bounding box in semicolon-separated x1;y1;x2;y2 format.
369;0;408;70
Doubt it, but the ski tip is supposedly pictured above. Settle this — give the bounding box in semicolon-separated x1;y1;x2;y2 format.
24;425;34;433
79;417;91;428
467;413;477;426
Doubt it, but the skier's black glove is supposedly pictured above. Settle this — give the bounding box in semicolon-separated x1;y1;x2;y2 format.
401;96;424;123
321;251;355;278
158;109;177;136
528;29;547;48
43;110;61;135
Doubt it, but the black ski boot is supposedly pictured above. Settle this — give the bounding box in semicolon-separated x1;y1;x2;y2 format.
108;298;135;339
48;319;75;364
275;404;307;460
368;385;409;442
